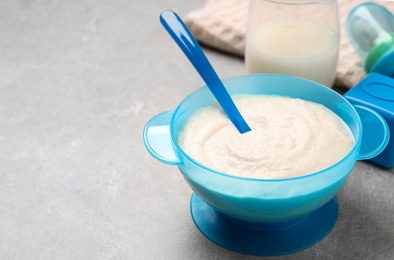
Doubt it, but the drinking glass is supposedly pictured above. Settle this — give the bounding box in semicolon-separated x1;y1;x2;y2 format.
245;0;340;88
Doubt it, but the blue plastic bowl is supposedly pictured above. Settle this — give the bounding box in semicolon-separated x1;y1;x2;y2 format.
143;74;389;224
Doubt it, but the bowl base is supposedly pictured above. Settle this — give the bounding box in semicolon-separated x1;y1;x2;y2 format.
190;193;338;256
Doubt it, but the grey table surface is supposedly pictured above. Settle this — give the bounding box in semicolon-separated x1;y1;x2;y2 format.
1;0;393;259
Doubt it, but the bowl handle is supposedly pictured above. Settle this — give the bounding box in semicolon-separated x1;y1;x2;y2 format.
143;111;182;165
354;105;390;160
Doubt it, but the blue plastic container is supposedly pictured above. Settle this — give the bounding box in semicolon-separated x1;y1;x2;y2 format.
345;73;394;168
143;74;389;255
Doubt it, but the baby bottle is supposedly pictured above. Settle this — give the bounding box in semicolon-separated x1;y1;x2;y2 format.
346;2;394;77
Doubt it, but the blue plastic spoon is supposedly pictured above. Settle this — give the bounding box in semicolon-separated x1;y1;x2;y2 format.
160;10;251;134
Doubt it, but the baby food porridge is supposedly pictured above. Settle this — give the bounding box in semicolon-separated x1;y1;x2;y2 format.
178;95;355;179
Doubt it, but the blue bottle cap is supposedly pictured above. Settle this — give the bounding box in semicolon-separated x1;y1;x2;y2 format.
370;48;394;77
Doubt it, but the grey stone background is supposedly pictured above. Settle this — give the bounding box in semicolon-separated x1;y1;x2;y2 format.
0;0;393;259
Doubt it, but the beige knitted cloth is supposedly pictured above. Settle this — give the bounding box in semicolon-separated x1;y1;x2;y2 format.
184;0;394;88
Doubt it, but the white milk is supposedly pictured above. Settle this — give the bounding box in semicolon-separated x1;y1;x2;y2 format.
245;21;339;87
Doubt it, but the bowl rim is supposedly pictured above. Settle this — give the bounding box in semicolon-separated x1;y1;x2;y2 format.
170;74;362;182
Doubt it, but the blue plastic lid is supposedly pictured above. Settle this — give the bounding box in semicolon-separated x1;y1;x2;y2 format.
360;73;394;101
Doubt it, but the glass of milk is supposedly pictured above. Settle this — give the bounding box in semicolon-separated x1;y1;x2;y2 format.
245;0;340;88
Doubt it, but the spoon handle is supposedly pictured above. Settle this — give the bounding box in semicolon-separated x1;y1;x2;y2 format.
160;10;251;134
